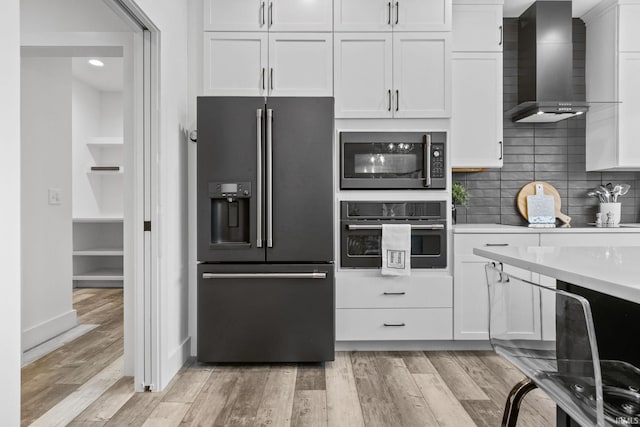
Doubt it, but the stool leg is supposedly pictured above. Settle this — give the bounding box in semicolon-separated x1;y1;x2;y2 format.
501;377;538;427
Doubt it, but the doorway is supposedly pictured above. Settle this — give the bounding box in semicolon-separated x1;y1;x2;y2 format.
19;0;158;422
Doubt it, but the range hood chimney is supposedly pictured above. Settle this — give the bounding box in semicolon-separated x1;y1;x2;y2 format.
511;1;588;123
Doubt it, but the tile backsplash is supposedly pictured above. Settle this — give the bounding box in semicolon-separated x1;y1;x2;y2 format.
453;18;640;226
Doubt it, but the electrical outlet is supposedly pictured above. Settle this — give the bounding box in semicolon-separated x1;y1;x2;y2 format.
48;188;62;205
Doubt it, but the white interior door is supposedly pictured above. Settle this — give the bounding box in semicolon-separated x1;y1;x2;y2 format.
334;0;392;32
393;0;451;31
203;32;268;96
268;33;333;96
268;0;333;31
451;52;503;168
334;33;393;118
393;32;450;118
204;0;266;31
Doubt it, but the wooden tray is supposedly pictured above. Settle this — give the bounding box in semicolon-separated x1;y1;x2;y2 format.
516;181;571;226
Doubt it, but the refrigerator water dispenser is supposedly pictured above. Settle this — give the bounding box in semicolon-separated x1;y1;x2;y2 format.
209;182;251;246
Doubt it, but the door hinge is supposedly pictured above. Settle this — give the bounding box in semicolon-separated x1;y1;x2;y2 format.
144;221;151;231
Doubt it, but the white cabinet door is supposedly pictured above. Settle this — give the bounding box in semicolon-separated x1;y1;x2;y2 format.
203;33;269;96
333;0;392;31
393;32;451;118
334;33;393;118
268;0;333;31
452;4;502;52
393;0;451;32
268;33;333;96
204;0;266;31
618;53;640;168
451;52;503;168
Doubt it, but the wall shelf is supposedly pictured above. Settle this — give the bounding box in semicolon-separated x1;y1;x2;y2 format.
72;268;124;281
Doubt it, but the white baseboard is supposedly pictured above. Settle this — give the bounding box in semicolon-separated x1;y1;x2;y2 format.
335;340;492;352
22;309;78;351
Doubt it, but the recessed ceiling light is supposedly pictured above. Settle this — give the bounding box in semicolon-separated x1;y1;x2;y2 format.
88;59;104;67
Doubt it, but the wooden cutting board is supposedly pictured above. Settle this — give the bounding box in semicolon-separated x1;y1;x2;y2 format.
517;181;572;226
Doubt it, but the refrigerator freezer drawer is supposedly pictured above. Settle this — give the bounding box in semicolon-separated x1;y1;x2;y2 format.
197;263;335;363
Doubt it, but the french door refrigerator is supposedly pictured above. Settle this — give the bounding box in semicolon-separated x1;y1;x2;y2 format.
197;96;335;362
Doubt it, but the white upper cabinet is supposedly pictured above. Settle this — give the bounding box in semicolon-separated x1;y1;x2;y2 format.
203;33;269;96
452;3;502;51
451;52;503;168
268;33;333;96
268;0;333;31
584;1;640;171
393;0;451;31
334;33;393;117
204;0;332;32
204;0;267;32
334;0;392;32
334;0;451;32
393;33;450;117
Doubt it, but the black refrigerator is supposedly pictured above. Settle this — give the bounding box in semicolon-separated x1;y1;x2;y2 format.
197;96;335;363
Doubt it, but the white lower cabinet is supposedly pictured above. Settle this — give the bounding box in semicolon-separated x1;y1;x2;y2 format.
453;233;539;340
336;273;453;341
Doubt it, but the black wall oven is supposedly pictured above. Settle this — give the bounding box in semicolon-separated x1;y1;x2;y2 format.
340;201;447;269
340;131;446;189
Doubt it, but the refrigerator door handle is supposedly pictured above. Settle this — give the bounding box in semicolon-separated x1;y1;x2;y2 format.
256;109;263;248
266;108;274;248
202;272;327;280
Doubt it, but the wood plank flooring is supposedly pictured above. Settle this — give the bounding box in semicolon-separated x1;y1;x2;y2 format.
22;288;123;426
25;288;557;426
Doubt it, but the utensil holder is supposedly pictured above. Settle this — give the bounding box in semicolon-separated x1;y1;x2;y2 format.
599;202;621;227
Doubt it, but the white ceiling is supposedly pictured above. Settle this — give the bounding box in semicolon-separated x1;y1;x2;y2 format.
503;0;603;18
72;57;123;92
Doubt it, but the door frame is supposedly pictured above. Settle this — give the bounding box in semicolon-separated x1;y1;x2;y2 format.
20;1;161;392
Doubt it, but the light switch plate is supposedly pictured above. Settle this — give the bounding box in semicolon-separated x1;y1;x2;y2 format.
48;188;62;205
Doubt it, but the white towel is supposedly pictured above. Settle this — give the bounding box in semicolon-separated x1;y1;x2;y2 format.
381;224;411;276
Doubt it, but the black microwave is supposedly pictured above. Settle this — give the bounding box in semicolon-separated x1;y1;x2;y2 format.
340;131;446;190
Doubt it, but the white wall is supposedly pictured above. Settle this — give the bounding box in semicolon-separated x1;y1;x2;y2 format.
0;0;22;423
134;0;191;390
100;91;123;136
21;57;77;351
21;0;131;32
72;78;102;218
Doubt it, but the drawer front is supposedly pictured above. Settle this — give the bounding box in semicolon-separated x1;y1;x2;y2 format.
455;233;539;261
336;274;452;308
336;308;452;341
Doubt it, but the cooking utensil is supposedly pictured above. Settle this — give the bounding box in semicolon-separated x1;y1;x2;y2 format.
599;185;610;202
517;181;571;226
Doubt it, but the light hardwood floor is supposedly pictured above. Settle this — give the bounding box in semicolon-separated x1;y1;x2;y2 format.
25;289;556;426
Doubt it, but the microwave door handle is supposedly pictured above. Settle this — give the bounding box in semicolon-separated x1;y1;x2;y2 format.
424;134;432;188
256;109;263;248
266;108;273;248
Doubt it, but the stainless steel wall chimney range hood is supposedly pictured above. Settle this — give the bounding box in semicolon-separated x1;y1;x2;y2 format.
510;1;588;123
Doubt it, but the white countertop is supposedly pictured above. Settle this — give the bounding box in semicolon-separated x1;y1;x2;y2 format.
473;245;640;304
454;223;640;234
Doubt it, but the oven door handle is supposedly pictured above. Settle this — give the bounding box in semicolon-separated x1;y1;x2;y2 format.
346;224;444;231
423;133;432;188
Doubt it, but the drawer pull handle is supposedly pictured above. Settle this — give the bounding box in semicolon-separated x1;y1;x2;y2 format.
485;243;509;247
383;292;406;295
384;322;406;327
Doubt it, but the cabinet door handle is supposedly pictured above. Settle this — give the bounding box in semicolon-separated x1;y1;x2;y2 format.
384;322;406;327
486;243;509;247
270;68;274;90
268;2;273;27
499;25;503;46
260;1;265;26
387;2;391;25
395;2;399;25
262;67;265;91
498;140;503;160
383;291;406;295
387;89;391;111
395;89;399;111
